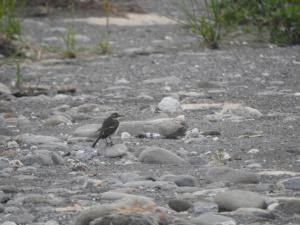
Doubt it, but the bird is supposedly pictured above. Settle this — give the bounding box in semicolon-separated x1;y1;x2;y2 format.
91;112;123;147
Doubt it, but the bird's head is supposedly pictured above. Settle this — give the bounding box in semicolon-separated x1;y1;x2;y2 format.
110;112;124;119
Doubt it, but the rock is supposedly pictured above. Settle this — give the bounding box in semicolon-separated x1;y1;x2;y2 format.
75;34;90;43
197;81;223;89
143;76;181;85
119;115;187;138
225;207;275;220
1;222;17;225
182;103;222;111
44;114;72;126
103;144;128;158
74;207;114;225
215;190;267;211
44;221;60;225
276;198;300;214
77;103;99;113
0;157;9;170
192;201;219;215
0;83;11;95
277;176;300;191
0;192;9;203
206;166;259;184
220;103;263;118
90;213;158;225
0;185;19;194
74;124;99;137
174;175;198;187
17;134;67;150
139;147;187;164
121;132;131;139
21;151;64;166
191;212;236;225
168;199;192;212
158;97;182;113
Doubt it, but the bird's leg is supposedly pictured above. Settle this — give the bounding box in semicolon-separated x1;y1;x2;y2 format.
103;138;108;145
108;137;114;146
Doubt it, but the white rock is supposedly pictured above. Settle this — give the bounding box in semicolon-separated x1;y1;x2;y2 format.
0;82;11;95
158;96;182;113
121;132;131;139
248;149;260;154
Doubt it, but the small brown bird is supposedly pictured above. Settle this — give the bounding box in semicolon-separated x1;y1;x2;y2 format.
91;112;123;147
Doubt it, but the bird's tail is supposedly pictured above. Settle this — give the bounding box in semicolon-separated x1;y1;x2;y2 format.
91;136;102;148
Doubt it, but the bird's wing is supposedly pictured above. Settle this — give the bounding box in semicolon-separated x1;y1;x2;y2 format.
97;117;119;138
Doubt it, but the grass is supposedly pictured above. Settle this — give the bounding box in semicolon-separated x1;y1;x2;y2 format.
99;0;111;54
0;0;23;40
15;62;22;88
180;0;300;47
180;0;225;49
61;27;77;58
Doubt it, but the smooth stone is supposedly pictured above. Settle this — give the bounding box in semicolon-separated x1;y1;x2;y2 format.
191;212;236;225
215;190;267;211
119;172;144;183
168;199;192;212
73;124;99;137
17;134;67;150
275;199;300;214
21;151;64;166
0;83;11;95
90;213;157;225
103;144;128;158
174;175;198;187
0;158;9;170
1;222;17;225
277;176;300;191
0;127;11;136
158;96;182;113
44;221;60;225
77;104;99;113
192;201;219;215
139;147;187;165
119;115;187;138
44;114;72;126
206;166;259;184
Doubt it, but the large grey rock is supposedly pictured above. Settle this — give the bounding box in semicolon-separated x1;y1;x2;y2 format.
277;176;300;191
139;147;187;164
21;151;64;166
158;97;182;113
103;144;128;158
73;124;99;137
17;134;67;150
174;175;198;187
168;199;192;212
215;190;267;211
119;115;187;138
206;166;259;184
191;213;236;225
44;114;72;126
275;198;300;214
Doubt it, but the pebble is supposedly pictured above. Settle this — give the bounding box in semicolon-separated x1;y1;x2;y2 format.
103;144;128;158
139;146;187;164
215;190;267;211
206;166;259;184
158;96;183;113
168;199;192;212
174;175;198;187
